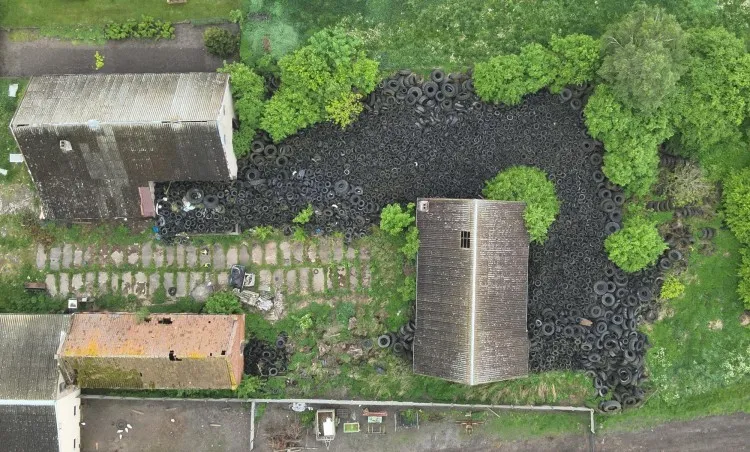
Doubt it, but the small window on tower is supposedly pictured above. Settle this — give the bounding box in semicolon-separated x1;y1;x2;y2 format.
59;140;72;152
461;231;471;249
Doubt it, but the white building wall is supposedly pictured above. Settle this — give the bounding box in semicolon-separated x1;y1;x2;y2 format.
54;387;81;452
218;81;237;179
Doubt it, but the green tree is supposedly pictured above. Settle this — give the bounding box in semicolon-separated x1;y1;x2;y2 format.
738;248;750;310
379;203;415;236
482;166;560;244
548;33;600;92
674;27;750;155
260;27;379;142
605;215;667;272
584;84;673;195
722;167;750;245
599;4;686;112
218;62;266;157
204;292;244;314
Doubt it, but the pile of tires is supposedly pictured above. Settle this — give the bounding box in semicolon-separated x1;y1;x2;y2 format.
377;320;416;360
243;334;289;377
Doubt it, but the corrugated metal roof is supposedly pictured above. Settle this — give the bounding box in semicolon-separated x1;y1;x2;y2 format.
0;405;59;452
0;315;72;400
11;73;229;126
413;199;530;385
62;313;242;358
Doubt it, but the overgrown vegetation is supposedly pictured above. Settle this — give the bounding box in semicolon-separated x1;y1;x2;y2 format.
218;62;266;157
292;204;314;225
604;214;667;272
104;15;175;40
203;27;239;58
662;162;714;207
482;166;560;244
379;203;419;261
204;291;244;314
0;78;28;183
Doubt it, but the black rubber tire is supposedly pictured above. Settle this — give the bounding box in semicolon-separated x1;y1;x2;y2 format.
268;367;278;377
600;400;621;413
430;69;446;84
668;249;683;261
377;334;392;348
601;293;616;307
593;280;608;295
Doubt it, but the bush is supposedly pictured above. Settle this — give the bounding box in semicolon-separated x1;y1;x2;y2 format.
260;27;379;142
723;167;750;245
738;249;750;310
662;161;715;207
251;226;275;240
482;166;560;244
605;215;667;272
292;204;314;224
237;375;262;398
660;274;685;299
379;203;415;236
399;225;420;261
548;34;600;92
104;15;175;40
204;291;243;314
598;4;686;112
584;84;673;195
204;27;239;58
218;62;266;157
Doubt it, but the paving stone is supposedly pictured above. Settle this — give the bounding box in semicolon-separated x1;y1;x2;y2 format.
153;245;165;268
298;268;310;294
272;269;284;289
134;272;148;297
176;244;186;268
93;245;107;266
189;272;204;293
226;247;238;268
73;248;83;268
346;247;356;261
83;246;93;266
312;268;325;293
141;242;153;267
148;273;161;296
36;245;47;270
110;249;123;266
213;244;226;269
359;246;371;262
361;265;371;287
259;269;272;288
307;243;318;263
279;241;291;264
121;272;133;295
239;246;250;265
59;273;70;296
286;269;297;293
49;247;61;271
291;242;304;263
176;272;188;297
111;274;120;293
185;246;197;267
163;273;175;298
326;268;334;290
318;240;331;263
251;244;263;265
165;246;175;267
45;274;57;297
62;244;73;269
199;247;211;267
349;267;359;291
332;238;344;263
71;274;84;293
85;272;95;294
127;245;140;266
264;242;277;265
98;272;109;294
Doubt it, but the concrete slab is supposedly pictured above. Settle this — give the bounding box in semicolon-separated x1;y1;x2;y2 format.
359;245;371;262
110;249;123;266
349;266;359;291
312;268;325;293
45;274;57;297
291;241;304;263
176;244;186;268
361;265;371;287
259;269;272;287
264;242;277;265
49;247;61;271
332;238;344;262
134;272;147;297
62;244;73;269
153;245;165;268
71;274;84;293
272;269;284;289
85;272;95;294
298;268;310;294
36;245;46;270
59;273;69;296
199;247;211;267
307;242;318;262
213;244;225;269
121;272;133;295
346;246;356;261
73;248;82;267
176;272;188;297
165;245;175;267
189;272;204;293
163;273;175;298
98;272;109;294
279;241;291;263
141;242;152;267
238;245;250;266
110;273;119;293
318;239;331;263
251;243;263;265
127;245;140;266
185;245;197;267
83;246;94;266
226;247;238;268
286;269;297;293
148;273;161;296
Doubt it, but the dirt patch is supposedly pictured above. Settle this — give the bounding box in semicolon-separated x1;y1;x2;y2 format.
0;183;36;214
708;319;723;330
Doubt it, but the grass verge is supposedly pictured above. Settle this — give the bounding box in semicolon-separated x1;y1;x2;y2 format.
0;78;27;183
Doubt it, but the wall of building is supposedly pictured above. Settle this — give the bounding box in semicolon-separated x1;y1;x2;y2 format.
54;387;81;452
229;315;245;389
218;81;237;179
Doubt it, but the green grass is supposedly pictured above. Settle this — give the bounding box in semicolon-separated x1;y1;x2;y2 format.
485;411;588;440
0;78;27;183
0;0;240;28
600;226;750;431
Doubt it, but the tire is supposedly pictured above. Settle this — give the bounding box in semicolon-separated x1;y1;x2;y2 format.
601;293;616;307
377;334;392;348
600;400;621;413
593;280;608;295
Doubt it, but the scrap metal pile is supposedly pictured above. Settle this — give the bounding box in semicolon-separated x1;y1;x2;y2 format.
156;71;672;406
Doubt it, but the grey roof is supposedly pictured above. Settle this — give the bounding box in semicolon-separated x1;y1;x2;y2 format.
11;73;229;126
0;405;59;452
413;198;530;385
0;315;72;400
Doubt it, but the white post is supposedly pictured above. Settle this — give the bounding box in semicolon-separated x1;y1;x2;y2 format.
250;401;255;450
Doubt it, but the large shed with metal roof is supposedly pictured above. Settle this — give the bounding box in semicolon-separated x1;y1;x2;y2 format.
412;198;530;385
10;72;237;220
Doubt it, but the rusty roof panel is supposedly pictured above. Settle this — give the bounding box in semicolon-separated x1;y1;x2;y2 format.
413;198;530;385
62;313;242;359
12;73;228;126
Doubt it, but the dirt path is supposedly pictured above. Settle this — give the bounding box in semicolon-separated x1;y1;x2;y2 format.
0;23;237;76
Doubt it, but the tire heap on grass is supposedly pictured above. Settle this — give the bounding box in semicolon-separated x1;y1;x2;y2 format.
244;334;289;378
156;71;669;407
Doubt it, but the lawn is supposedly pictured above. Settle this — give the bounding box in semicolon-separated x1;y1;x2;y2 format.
0;0;239;28
599;224;750;431
0;78;27;183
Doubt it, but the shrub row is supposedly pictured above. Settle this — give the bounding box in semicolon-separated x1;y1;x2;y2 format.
104;15;175;40
723;167;750;309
